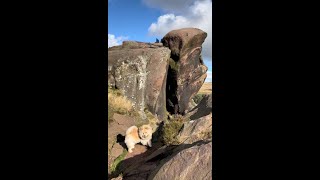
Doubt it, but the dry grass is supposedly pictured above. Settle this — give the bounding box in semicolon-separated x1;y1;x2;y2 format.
108;88;133;115
108;104;114;124
198;82;212;94
144;109;160;132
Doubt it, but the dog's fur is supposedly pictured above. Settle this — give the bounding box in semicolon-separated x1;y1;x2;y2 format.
125;124;153;153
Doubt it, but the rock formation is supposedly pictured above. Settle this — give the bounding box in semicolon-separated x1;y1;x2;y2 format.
176;93;212;144
108;41;171;121
107;28;212;180
162;28;208;115
108;28;208;120
115;141;212;180
150;142;212;180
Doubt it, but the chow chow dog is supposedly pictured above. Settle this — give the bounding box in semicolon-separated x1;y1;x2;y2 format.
125;124;153;153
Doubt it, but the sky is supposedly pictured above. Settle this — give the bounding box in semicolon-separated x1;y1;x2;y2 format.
108;0;212;82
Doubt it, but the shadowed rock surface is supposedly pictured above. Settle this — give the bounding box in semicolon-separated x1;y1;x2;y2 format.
150;142;212;180
162;28;208;115
118;140;212;180
188;93;212;120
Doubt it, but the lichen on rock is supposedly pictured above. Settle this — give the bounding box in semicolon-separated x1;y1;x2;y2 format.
108;42;171;122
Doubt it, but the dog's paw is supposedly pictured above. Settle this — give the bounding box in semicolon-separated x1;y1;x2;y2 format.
128;149;133;153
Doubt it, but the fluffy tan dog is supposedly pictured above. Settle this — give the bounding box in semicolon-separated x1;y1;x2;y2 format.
125;124;153;153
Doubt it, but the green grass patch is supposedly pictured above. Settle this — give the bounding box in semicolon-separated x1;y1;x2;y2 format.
110;149;128;175
192;93;205;104
168;58;179;72
162;115;186;145
145;109;158;127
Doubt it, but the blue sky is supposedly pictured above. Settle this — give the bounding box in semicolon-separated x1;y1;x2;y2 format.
108;0;212;82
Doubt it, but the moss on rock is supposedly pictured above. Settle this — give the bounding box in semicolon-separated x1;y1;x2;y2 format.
168;58;179;73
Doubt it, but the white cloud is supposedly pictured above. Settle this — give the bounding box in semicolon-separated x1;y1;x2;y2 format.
108;34;128;48
146;0;212;60
205;71;212;82
142;0;196;13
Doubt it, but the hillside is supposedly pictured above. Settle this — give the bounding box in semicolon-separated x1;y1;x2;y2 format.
198;82;212;94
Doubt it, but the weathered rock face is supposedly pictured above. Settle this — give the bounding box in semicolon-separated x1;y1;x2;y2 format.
118;140;211;180
161;28;208;115
150;142;212;180
108;41;171;121
174;93;212;144
177;113;212;144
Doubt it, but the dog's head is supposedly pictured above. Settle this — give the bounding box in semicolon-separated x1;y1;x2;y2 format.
138;124;153;139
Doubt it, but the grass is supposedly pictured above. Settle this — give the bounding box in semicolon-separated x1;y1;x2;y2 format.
168;58;179;72
108;104;114;124
198;82;212;94
108;87;162;128
162;115;186;145
192;93;205;104
192;82;212;105
110;149;128;176
145;109;159;131
108;88;133;115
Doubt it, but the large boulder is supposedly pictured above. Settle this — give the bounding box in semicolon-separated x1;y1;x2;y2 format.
176;93;212;144
108;41;171;121
161;28;208;115
150;142;212;180
119;141;212;180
